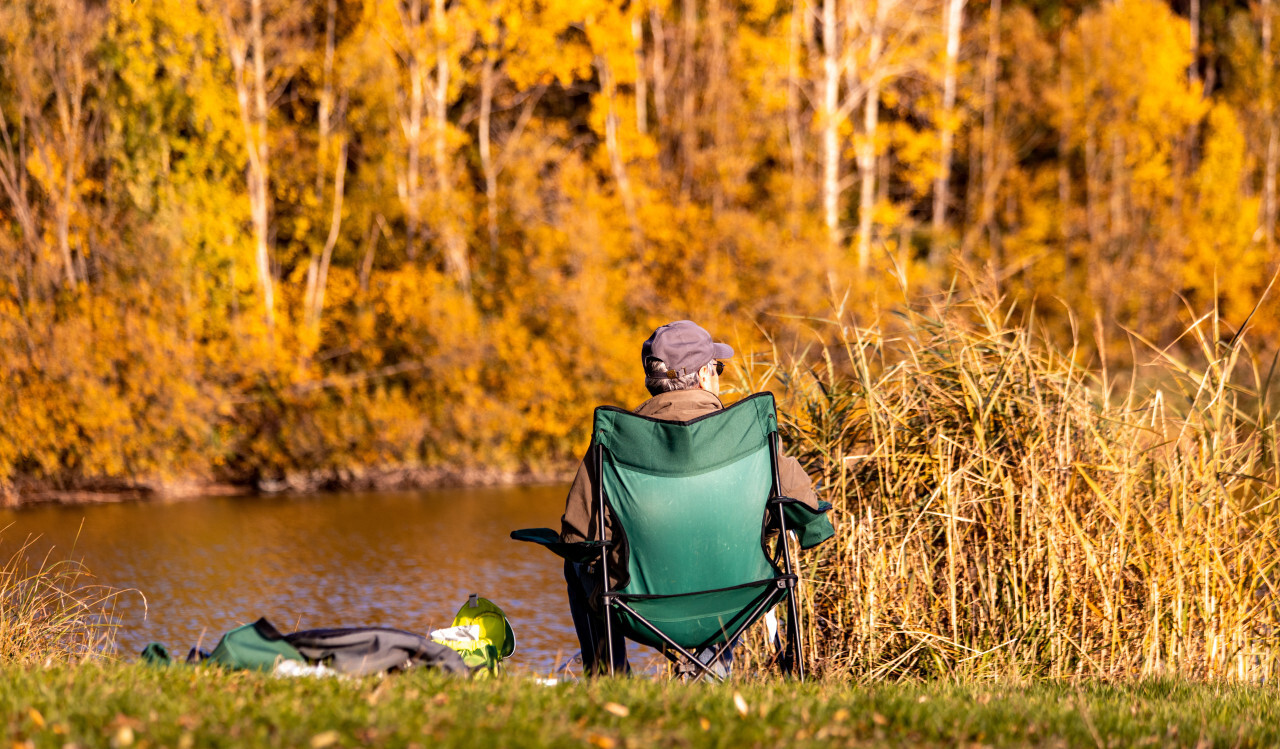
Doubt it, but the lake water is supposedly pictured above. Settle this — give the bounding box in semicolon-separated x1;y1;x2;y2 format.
0;486;584;673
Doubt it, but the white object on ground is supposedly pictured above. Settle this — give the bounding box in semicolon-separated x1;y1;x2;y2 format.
273;660;339;678
430;624;481;641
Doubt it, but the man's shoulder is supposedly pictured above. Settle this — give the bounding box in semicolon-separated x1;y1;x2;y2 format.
631;390;723;421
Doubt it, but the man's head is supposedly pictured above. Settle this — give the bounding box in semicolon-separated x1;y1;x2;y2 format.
641;321;734;396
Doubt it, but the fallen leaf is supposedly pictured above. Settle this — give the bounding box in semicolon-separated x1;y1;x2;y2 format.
872;713;888;726
699;718;711;732
586;733;616;749
310;730;339;748
603;702;630;718
27;708;44;729
112;726;135;748
733;692;749;717
832;709;850;722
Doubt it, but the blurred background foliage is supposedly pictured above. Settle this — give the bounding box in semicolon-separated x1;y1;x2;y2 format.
1;0;1277;496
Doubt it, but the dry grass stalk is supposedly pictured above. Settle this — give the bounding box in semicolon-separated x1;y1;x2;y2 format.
745;292;1280;681
0;530;130;664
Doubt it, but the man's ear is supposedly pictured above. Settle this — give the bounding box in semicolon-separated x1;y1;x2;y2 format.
696;364;713;390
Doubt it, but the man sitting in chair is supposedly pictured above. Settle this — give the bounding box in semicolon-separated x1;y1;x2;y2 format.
559;320;823;676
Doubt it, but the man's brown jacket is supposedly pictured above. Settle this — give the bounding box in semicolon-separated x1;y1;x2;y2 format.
559;389;821;586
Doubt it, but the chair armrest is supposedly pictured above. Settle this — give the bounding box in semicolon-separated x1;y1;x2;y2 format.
510;528;609;564
767;499;835;550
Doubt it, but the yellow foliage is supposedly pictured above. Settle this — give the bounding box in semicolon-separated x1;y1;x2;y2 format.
1;0;1279;494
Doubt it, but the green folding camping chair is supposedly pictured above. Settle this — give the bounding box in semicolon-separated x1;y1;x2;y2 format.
513;392;833;681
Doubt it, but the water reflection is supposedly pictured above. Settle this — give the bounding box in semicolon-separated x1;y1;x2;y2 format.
0;486;580;673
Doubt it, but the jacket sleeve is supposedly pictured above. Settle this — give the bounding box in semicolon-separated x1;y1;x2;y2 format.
559;452;595;544
777;451;821;511
776;446;835;549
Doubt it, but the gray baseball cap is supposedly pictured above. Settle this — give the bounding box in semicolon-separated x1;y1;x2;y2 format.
641;321;734;378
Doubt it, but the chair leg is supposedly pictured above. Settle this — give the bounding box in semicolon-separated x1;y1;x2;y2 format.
612;599;727;682
604;599;615;677
784;585;805;681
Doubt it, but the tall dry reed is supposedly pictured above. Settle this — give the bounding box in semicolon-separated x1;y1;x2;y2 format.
748;292;1280;681
0;531;130;663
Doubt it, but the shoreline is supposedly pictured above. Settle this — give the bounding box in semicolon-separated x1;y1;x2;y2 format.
0;463;577;509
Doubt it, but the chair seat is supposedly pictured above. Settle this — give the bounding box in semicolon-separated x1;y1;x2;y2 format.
612;580;788;650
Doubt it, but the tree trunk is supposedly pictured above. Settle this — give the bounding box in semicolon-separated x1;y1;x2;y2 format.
961;0;1000;265
316;0;336;201
633;14;648;137
1109;131;1124;244
1189;0;1200;85
433;0;469;291
1085;125;1099;247
225;0;276;329
786;0;803;236
394;0;425;261
821;0;840;265
249;0;274;328
0;111;40;270
651;8;668;131
479;48;500;260
597;57;644;255
856;86;881;273
930;0;965;266
1264;0;1276;253
1059;30;1072;246
308;137;347;332
708;0;727;215
680;0;697;196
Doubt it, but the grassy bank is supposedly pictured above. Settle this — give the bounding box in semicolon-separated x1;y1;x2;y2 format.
1;665;1277;748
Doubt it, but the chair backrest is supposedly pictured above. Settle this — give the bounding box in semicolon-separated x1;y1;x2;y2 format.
592;392;781;598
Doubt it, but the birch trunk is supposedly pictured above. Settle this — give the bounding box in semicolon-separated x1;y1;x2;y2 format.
308;138;347;331
821;0;840;262
1264;0;1276;253
315;0;336;201
855;10;885;272
651;9;667;129
1189;0;1200;85
225;0;276;329
432;0;469;291
479;49;499;259
930;0;965;266
680;0;697;195
709;0;726;215
0;110;40;268
597;57;644;254
633;14;648;137
1059;30;1071;245
249;0;274;328
304;0;342;340
961;0;999;262
786;0;804;234
394;0;425;261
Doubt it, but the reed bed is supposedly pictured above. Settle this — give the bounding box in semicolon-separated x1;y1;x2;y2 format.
0;531;129;663
748;293;1280;681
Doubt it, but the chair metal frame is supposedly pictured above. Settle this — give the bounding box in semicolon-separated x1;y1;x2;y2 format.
595;431;807;681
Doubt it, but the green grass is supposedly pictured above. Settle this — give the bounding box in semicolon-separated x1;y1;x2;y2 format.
2;664;1278;747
